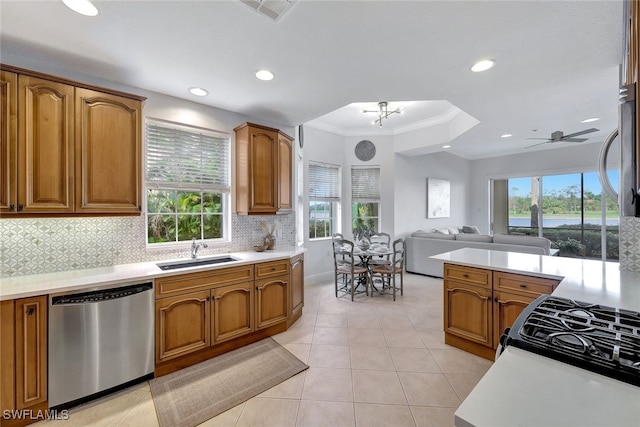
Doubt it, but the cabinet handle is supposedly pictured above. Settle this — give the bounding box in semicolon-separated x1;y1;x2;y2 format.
272;267;276;271
9;204;14;211
17;204;24;212
27;307;35;316
519;284;527;288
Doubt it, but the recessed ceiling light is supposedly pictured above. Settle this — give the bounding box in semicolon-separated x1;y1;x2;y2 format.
255;69;275;81
501;134;513;138
61;0;98;16
189;87;208;97
471;59;496;72
581;117;600;123
442;145;451;149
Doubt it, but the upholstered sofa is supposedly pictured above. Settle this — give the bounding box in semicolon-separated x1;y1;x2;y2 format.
406;228;552;278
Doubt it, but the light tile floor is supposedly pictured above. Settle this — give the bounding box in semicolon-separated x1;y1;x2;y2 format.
34;273;492;427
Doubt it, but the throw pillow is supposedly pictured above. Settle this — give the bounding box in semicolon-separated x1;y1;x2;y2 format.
447;227;460;235
434;228;450;234
461;225;480;234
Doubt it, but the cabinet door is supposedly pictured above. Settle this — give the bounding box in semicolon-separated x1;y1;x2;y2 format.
75;88;141;213
289;254;304;324
0;71;17;214
18;75;74;213
444;281;493;348
277;133;292;212
156;290;210;363
212;282;254;344
249;128;278;213
15;296;47;409
493;290;536;348
256;275;289;330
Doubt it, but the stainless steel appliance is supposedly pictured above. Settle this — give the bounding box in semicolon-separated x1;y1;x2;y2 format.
598;82;640;217
48;282;154;408
497;295;640;386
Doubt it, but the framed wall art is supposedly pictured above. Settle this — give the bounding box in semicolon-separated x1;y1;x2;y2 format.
427;178;450;218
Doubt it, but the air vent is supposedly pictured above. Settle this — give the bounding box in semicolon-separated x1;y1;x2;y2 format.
239;0;297;22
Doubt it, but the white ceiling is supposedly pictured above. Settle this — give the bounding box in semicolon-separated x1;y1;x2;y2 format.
0;0;624;159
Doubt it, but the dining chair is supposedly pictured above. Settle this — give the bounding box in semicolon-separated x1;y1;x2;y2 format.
371;238;405;301
333;239;369;301
368;232;392;266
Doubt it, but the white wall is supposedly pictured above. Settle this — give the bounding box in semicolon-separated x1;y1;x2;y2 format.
468;142;610;233
394;151;472;237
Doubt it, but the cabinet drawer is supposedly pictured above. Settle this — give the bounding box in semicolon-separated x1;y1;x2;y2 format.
493;271;559;297
156;265;254;298
444;264;491;289
255;259;290;278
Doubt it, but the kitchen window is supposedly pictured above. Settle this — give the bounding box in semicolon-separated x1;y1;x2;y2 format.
145;119;230;245
308;161;340;240
351;166;380;233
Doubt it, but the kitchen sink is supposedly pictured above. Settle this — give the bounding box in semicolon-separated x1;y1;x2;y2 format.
156;256;239;271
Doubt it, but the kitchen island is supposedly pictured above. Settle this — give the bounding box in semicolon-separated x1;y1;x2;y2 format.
431;248;640;427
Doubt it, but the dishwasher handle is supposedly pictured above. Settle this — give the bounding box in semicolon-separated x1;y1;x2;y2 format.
51;283;152;305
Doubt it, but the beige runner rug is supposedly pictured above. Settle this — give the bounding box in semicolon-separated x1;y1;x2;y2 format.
150;337;308;427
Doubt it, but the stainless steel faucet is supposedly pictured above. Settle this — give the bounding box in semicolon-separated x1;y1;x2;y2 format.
191;238;208;258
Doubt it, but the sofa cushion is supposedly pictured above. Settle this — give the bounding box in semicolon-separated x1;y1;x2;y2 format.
492;234;551;251
455;234;493;243
434;228;450;234
411;231;456;240
461;225;480;234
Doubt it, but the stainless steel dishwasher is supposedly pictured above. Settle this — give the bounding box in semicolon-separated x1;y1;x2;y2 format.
48;282;154;408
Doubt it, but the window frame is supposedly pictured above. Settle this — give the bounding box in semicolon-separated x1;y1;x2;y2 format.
144;118;231;248
351;166;381;233
308;161;341;241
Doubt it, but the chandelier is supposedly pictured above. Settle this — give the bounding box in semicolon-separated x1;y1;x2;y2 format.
362;101;402;128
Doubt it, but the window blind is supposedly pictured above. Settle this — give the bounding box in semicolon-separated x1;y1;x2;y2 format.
309;162;340;201
351;166;380;201
145;120;230;192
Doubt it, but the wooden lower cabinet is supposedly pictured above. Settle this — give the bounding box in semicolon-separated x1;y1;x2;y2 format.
212;282;254;344
155;290;210;363
289;254;304;326
1;296;48;427
493;290;536;346
444;281;493;348
443;262;560;361
256;275;289;330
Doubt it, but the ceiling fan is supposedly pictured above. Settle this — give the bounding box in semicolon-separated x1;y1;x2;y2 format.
525;128;599;148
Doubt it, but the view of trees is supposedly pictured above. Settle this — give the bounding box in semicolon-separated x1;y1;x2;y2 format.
507;173;619;261
147;190;223;243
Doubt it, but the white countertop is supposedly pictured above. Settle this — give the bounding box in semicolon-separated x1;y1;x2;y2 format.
0;247;305;301
430;248;640;427
431;247;640;312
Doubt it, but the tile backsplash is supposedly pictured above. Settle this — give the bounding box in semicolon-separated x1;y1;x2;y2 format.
620;216;640;272
0;214;295;277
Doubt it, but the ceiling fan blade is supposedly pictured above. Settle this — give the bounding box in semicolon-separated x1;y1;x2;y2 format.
562;128;599;138
525;137;551;140
562;137;588;143
524;141;549;149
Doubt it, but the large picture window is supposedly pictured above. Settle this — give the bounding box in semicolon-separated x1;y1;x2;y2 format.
145;119;230;245
351;166;380;233
308;161;340;240
507;170;619;260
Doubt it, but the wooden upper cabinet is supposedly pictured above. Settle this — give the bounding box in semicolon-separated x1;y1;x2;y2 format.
277;132;292;212
0;71;17;214
234;122;293;215
75;88;141;213
18;75;74;213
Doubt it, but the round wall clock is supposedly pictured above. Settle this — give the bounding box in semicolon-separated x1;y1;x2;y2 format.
355;140;376;161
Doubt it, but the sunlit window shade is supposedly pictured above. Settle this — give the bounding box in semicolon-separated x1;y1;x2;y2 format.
309;162;340;201
146;121;230;192
351;166;380;201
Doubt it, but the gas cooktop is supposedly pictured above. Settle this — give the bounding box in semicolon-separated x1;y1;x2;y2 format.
500;295;640;387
